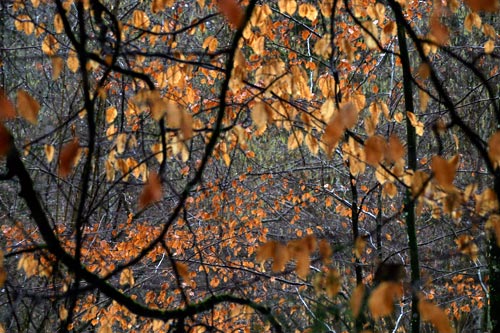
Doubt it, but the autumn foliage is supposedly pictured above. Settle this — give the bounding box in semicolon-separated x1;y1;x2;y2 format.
0;0;499;332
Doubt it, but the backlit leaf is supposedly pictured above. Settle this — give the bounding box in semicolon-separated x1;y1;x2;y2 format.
298;3;318;21
138;171;162;209
484;39;495;54
54;13;64;34
42;35;59;56
15;15;35;35
44;144;55;163
278;0;297;15
105;106;117;124
132;10;150;29
51;56;64;80
17;90;40;124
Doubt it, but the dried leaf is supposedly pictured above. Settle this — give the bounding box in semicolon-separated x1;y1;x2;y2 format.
106;106;117;124
364;135;386;166
58;138;80;178
175;262;190;280
138;171;162;209
218;0;244;28
0;89;16;120
42;35;59;56
278;0;297;15
0;123;12;156
17;90;40;124
368;282;403;318
51;56;64;80
463;0;499;12
44;144;55;163
431;155;458;190
351;284;365;318
418;299;453;333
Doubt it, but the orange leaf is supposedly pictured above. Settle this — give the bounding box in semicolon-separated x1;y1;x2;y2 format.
58;138;80;178
351;284;365;318
319;239;332;264
463;0;499;12
368;282;403;318
105;106;117;124
17;90;40;125
418;299;453;333
0;89;16;120
431;155;458;190
138;171;162;209
364;135;386;166
175;262;190;280
218;0;244;28
44;144;55;163
51;56;64;80
42;35;59;56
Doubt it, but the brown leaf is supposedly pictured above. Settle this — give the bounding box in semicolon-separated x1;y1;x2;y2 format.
17;90;40;125
364;135;386;166
138;171;162;209
218;0;244;28
351;284;365;318
368;282;403;318
0;89;16;120
58;138;80;178
431;155;458;190
464;0;499;12
418;299;453;333
0;123;12;156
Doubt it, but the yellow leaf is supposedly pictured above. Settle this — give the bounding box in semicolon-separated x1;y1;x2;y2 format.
54;13;64;34
42;35;59;56
298;3;318;21
44;144;55;163
418;299;453;333
132;10;150;29
67;50;79;73
115;133;127;154
251;102;268;130
15;15;35;35
59;306;68;320
484;39;495;54
278;0;297;15
368;282;403;318
98;324;112;333
138;171;162;209
105;106;117;124
17;90;40;124
305;133;319;155
419;89;429;111
464;12;482;32
58;138;80;178
287;131;303;150
382;182;397;198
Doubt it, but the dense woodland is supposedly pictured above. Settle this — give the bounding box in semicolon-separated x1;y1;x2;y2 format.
0;0;499;332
